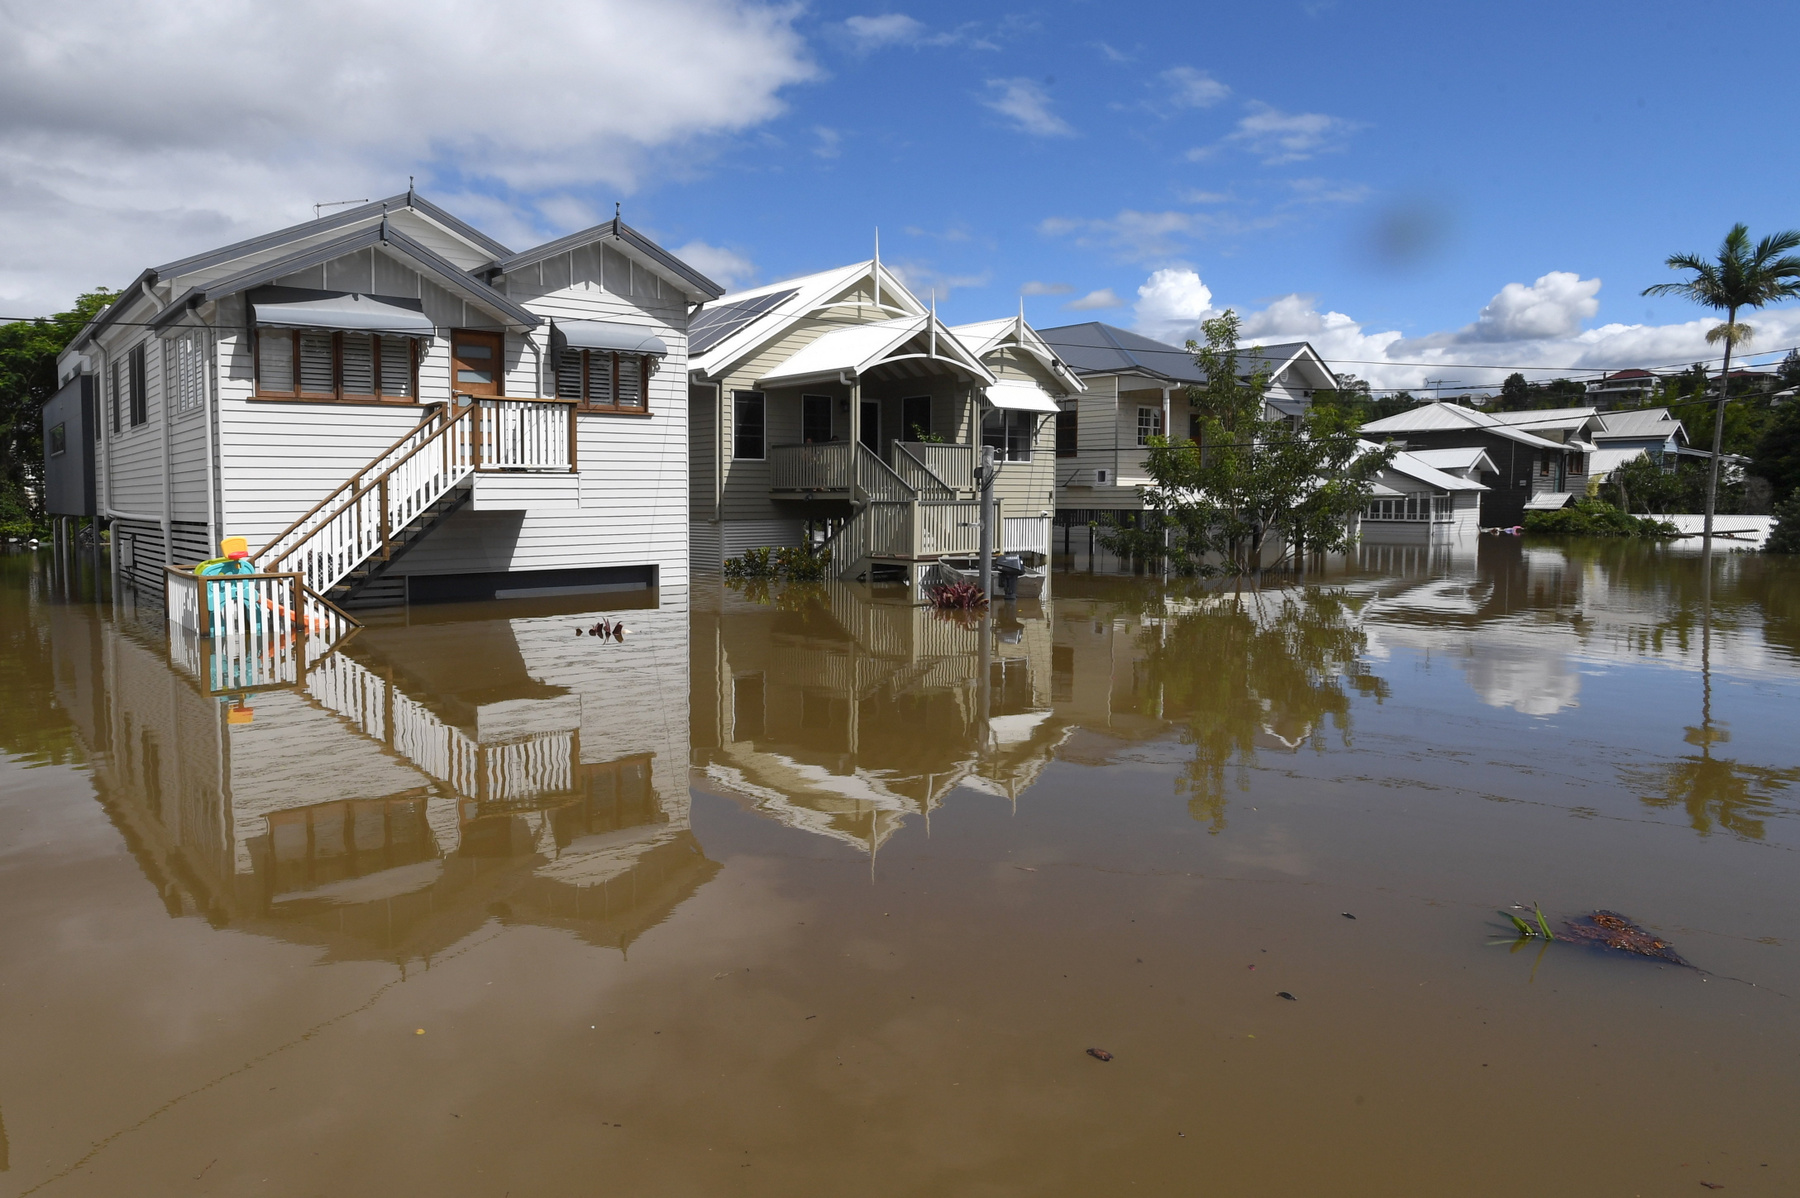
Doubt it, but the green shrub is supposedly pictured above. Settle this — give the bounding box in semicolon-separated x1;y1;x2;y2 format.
1524;498;1679;539
1767;493;1800;554
723;543;831;581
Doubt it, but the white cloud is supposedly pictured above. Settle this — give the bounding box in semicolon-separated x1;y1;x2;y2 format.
1132;269;1216;341
843;13;927;50
1125;266;1800;391
1191;101;1361;165
671;241;756;290
1065;288;1125;311
1458;271;1602;343
982;79;1075;137
813;126;844;159
1020;281;1073;296
1157;67;1230;110
0;0;816;310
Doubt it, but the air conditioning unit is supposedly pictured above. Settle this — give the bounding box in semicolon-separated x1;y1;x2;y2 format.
1094;468;1111;485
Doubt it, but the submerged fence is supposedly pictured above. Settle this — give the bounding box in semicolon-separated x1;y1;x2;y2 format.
165;567;359;694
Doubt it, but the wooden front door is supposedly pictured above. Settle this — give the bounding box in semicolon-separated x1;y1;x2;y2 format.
451;330;503;397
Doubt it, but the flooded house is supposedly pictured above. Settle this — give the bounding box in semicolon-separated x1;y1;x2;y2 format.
1359;401;1600;526
1035;322;1336;543
685;261;1082;586
51;191;722;610
1356;443;1488;546
47;595;710;960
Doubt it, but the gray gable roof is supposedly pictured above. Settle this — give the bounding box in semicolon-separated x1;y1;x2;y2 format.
154;190;510;279
492;217;724;301
1036;322;1205;383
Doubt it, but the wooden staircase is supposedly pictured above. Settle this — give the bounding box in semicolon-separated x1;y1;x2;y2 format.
253;397;574;608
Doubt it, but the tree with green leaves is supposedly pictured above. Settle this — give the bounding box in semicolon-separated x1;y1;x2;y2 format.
0;290;117;535
1501;372;1529;407
1643;224;1800;553
1752;399;1800;507
1097;310;1396;575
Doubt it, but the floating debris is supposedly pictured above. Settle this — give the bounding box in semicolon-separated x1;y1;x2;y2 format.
1561;911;1688;965
1086;1047;1113;1061
1277;991;1297;1001
1341;912;1356;920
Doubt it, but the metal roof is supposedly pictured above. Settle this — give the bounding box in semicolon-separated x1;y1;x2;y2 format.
757;316;993;387
493;217;723;300
984;379;1060;413
552;320;669;356
250;288;435;336
154;190;511;279
1360;401;1569;452
148;219;540;331
1037;322;1205;383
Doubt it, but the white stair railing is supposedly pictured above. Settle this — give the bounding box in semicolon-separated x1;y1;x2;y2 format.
264;406;476;596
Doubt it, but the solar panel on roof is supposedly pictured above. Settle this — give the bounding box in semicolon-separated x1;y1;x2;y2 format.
688;288;799;356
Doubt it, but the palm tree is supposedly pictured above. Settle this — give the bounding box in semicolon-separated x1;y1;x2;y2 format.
1643;224;1800;554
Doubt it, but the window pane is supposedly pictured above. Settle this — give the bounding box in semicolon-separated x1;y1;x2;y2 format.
456;343;492;360
803;395;832;444
258;330;293;393
617;355;643;408
982;409;1006;456
379;337;413;396
299;333;334;393
341;334;375;396
587;351;614;406
556;350;584;400
733;391;765;459
1007;411;1032;462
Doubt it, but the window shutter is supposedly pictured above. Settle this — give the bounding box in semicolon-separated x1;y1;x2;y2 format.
379;337;414;397
340;334;375;396
556;349;585;400
586;351;614;407
616;354;642;409
257;330;294;394
298;332;335;394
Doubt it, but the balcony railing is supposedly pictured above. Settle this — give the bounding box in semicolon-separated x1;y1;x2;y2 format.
770;441;855;491
894;442;975;491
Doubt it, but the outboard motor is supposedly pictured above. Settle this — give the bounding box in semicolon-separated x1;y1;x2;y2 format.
996;554;1024;600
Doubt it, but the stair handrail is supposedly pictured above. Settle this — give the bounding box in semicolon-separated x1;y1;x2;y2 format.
854;441;917;503
263;405;478;594
889;443;955;497
254;403;451;566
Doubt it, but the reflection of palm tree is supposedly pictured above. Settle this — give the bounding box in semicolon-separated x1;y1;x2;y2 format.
1626;754;1799;840
1625;562;1800;839
1146;588;1384;832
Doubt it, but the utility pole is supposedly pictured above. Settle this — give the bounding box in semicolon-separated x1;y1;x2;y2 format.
978;445;996;597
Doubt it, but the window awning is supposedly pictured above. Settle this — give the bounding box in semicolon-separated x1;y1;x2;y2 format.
984;379;1060;414
1524;492;1575;510
251;292;435;337
553;320;668;356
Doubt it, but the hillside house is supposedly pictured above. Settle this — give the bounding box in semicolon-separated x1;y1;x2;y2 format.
50;192;721;609
686;262;1083;585
1360;402;1600;526
1035;322;1336;534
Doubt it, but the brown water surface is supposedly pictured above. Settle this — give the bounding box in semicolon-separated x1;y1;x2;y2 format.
3;541;1800;1196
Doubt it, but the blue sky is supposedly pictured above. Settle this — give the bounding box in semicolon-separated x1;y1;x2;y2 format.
7;0;1800;389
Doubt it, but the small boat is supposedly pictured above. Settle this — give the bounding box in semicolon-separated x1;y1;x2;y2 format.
928;557;1046;600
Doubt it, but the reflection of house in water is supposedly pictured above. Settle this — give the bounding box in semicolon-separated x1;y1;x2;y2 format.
692;583;1066;854
48;600;713;960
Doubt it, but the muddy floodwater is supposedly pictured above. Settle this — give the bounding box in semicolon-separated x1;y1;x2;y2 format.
4;542;1800;1196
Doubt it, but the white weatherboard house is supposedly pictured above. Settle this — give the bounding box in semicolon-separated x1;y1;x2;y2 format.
1034;322;1337;531
685;260;1083;584
1357;443;1489;545
57;192;722;609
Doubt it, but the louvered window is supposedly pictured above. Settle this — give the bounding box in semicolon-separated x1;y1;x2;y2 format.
554;349;652;413
255;329;418;401
164;332;205;415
